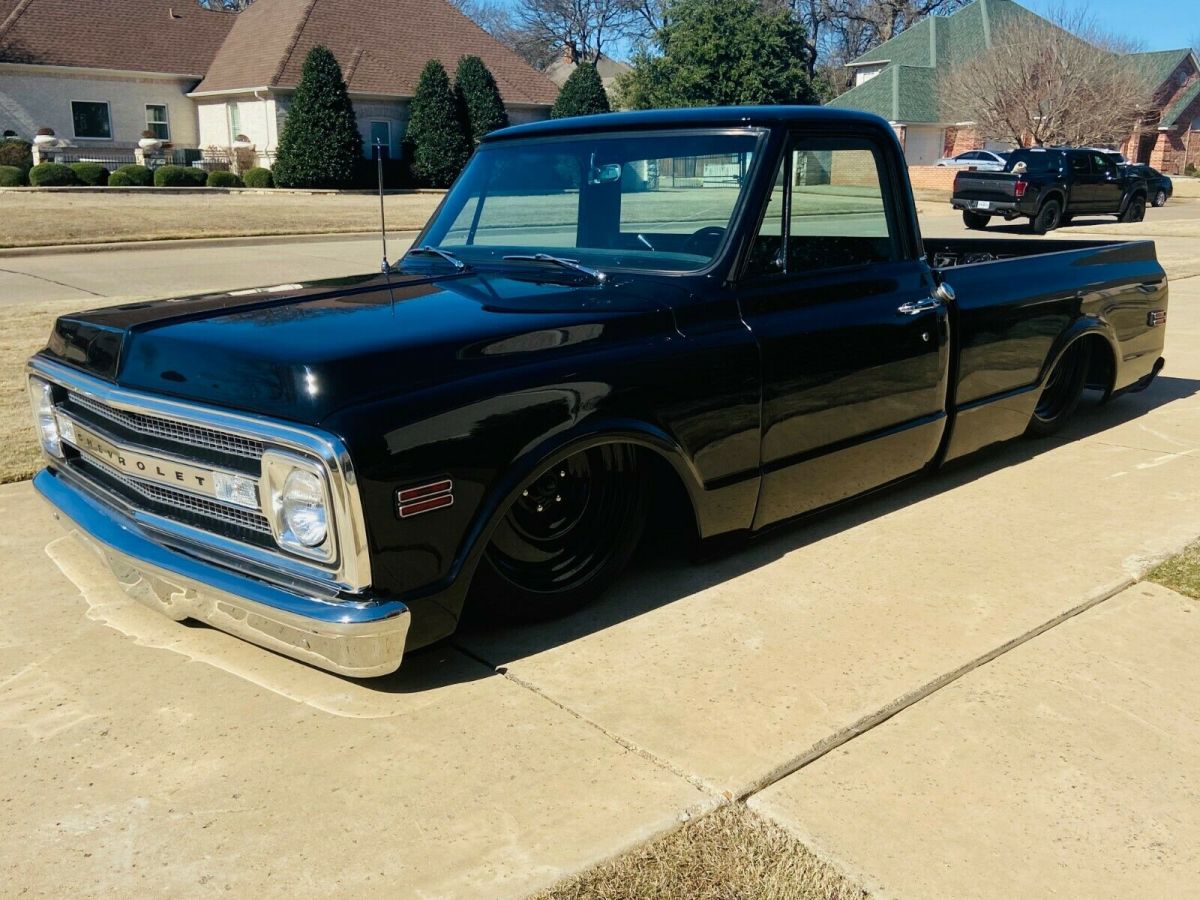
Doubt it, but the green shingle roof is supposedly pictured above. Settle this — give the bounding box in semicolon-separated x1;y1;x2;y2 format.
1127;49;1194;92
828;65;940;123
1162;77;1200;127
836;0;1197;129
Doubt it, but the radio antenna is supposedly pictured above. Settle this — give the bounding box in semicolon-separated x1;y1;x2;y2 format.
376;139;390;273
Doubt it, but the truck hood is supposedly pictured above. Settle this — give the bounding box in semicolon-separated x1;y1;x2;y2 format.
40;270;682;423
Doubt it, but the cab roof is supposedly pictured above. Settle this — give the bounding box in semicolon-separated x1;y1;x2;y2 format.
484;106;890;142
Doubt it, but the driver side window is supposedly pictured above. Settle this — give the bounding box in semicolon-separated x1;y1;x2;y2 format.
747;136;899;277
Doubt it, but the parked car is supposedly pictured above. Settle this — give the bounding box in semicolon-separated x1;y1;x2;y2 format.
951;147;1150;233
28;107;1168;676
1125;164;1173;207
935;149;1009;170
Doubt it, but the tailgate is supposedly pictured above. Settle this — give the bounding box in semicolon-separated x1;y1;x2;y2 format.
954;172;1019;200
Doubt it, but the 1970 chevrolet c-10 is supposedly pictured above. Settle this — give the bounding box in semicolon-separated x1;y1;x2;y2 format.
29;108;1168;677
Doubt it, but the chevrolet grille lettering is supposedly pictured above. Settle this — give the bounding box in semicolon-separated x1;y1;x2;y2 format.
63;419;236;500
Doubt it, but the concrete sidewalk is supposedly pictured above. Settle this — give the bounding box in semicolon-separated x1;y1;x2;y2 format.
1;226;1198;897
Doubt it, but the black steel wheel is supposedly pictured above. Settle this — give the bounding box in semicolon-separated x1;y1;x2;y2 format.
1120;194;1147;223
1026;341;1090;437
1153;189;1167;208
1031;199;1061;235
473;444;647;622
962;210;990;230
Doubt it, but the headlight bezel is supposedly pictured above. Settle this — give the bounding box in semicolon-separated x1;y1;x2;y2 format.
261;449;337;564
28;376;64;459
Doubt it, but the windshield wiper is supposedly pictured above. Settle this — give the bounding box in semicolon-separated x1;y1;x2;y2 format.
501;253;606;284
403;245;470;271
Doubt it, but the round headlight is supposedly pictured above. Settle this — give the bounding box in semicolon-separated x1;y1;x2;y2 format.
281;469;327;547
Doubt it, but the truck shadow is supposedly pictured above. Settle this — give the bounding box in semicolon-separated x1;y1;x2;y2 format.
377;374;1199;692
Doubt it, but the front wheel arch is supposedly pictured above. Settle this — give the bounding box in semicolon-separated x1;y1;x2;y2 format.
453;428;706;615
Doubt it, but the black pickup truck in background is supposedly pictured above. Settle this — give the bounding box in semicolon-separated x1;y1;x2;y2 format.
952;147;1149;234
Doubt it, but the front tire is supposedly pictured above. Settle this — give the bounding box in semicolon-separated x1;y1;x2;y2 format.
962;210;990;230
1026;341;1090;437
1153;189;1167;208
1120;194;1146;223
1031;199;1062;235
472;444;647;623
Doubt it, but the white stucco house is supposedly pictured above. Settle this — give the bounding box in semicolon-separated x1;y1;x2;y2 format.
0;0;558;167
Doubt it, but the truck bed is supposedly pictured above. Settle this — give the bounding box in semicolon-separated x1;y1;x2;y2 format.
924;237;1167;460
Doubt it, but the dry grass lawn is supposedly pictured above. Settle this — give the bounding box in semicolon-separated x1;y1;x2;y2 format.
1148;540;1200;600
1;295;138;483
536;804;866;900
0;191;443;248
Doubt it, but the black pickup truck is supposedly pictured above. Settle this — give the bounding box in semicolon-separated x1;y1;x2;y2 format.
952;147;1149;233
29;108;1168;676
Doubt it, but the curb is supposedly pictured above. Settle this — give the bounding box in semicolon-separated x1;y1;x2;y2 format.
0;230;420;258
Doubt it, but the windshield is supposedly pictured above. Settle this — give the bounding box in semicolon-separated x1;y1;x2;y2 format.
1003;149;1062;174
415;130;765;275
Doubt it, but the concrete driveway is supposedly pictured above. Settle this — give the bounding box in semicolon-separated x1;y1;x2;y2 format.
2;208;1199;897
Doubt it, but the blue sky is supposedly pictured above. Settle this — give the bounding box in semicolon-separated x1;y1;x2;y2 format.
1023;0;1197;52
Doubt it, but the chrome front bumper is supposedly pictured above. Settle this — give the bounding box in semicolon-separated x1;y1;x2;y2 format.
35;468;410;678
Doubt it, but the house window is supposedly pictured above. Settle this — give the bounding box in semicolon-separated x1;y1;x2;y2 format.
71;101;112;140
369;121;391;159
228;104;241;143
145;105;170;140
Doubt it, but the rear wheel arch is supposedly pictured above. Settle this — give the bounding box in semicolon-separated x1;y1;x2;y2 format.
1040;326;1119;399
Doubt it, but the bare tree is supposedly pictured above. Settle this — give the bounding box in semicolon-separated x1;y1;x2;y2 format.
513;0;639;63
941;8;1151;148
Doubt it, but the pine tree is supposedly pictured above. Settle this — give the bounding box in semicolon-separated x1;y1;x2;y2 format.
551;63;611;119
455;55;509;145
406;60;472;187
273;46;363;188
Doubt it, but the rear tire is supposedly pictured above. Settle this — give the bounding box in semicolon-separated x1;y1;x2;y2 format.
1153;189;1167;208
1026;341;1090;437
962;210;991;230
1120;194;1146;223
471;444;647;623
1031;199;1062;235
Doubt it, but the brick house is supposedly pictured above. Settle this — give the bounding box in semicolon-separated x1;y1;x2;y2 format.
828;0;1200;174
0;0;557;166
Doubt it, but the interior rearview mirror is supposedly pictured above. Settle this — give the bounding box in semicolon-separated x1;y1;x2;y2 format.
589;163;622;185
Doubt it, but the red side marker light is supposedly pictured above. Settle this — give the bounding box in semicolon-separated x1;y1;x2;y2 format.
398;479;454;518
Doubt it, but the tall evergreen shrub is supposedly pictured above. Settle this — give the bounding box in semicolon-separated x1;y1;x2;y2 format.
406;60;471;187
274;46;363;188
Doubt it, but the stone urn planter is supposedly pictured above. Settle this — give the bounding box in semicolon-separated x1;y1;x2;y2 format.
33;129;56;148
138;131;163;152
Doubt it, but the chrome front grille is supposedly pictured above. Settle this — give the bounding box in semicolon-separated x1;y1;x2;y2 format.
69;391;265;460
80;455;273;537
31;357;373;594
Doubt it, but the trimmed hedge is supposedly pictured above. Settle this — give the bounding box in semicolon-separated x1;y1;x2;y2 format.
0;164;26;187
28;162;80;187
243;167;273;188
70;162;110;186
0;138;33;172
112;164;153;186
154;165;208;187
207;170;244;188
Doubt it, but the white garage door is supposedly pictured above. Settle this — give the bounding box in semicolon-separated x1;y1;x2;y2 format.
904;126;945;166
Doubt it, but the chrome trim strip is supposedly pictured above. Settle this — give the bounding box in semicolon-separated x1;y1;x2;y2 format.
35;469;407;678
28;357;373;593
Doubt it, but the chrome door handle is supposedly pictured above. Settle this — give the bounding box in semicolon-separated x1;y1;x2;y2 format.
897;298;941;315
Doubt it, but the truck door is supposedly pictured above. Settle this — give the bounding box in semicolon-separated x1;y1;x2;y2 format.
1066;151;1096;211
1089;152;1124;212
736;134;951;528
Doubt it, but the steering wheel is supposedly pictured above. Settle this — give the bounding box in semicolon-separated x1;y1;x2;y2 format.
683;225;726;257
